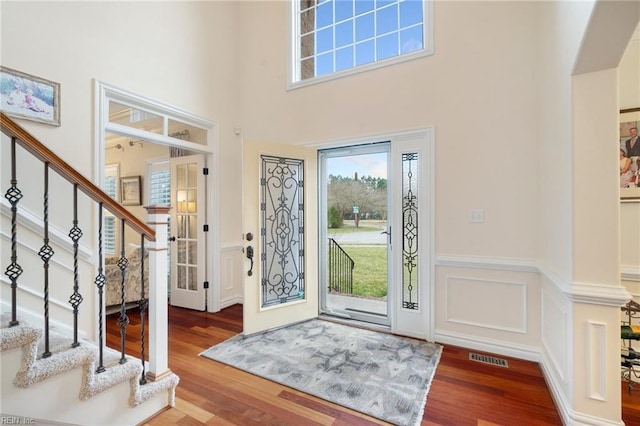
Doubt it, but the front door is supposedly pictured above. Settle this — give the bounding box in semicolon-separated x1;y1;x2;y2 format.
169;154;206;311
242;139;318;335
318;132;433;340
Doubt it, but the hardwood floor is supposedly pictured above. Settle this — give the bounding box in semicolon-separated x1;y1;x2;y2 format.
105;305;640;425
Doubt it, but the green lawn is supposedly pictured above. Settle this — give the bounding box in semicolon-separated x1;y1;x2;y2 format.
342;245;387;298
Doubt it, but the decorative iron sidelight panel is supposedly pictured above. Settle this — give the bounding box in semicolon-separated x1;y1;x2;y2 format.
260;155;305;307
402;153;419;310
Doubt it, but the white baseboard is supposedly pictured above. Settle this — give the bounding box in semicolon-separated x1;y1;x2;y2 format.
220;296;243;310
434;328;540;362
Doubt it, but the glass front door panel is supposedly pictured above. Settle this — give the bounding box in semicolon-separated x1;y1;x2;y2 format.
320;143;390;326
402;153;419;310
260;155;305;307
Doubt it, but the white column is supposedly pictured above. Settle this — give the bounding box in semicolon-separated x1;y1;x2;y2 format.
145;205;171;381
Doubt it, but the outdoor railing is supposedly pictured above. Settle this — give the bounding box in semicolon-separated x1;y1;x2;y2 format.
328;237;354;294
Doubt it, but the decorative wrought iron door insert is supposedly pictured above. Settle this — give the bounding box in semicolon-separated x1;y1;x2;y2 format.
260;155;305;307
402;152;419;310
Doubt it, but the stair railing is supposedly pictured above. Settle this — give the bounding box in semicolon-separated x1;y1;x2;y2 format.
1;111;169;384
328;237;354;294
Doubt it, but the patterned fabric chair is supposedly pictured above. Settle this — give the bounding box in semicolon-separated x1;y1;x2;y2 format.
104;244;149;308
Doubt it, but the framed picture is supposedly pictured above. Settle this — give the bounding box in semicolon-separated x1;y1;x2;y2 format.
0;66;60;126
121;176;142;206
620;107;640;201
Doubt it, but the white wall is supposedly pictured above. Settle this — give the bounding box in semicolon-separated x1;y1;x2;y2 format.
536;0;596;286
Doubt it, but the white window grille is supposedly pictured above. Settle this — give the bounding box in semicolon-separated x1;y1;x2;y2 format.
147;160;171;266
293;0;431;85
104;164;119;255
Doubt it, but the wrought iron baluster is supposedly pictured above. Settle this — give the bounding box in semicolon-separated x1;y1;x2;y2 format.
117;219;130;364
94;204;106;373
4;137;23;327
69;184;84;347
139;234;147;384
329;238;335;291
327;238;353;294
39;163;54;357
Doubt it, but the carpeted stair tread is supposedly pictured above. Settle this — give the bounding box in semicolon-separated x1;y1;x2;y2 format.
0;312;179;408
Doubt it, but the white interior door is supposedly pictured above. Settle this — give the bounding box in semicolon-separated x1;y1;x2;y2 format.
242;139;318;335
170;154;206;311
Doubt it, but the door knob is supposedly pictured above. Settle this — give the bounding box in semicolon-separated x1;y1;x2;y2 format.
246;245;254;276
381;227;391;244
168;236;176;242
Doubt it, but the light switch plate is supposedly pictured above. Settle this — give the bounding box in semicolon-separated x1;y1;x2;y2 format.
469;209;484;223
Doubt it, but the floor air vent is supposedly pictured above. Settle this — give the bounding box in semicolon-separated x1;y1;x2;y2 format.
469;352;509;368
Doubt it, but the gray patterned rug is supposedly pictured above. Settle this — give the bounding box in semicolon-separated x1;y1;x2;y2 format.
200;319;442;425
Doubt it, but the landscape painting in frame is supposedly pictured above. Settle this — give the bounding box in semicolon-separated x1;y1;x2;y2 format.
0;66;60;126
620;107;640;201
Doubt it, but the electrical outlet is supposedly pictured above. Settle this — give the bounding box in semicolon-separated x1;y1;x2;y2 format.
469;209;484;223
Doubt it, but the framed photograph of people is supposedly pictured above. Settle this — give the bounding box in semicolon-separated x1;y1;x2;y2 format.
121;176;142;206
0;66;60;126
620;107;640;201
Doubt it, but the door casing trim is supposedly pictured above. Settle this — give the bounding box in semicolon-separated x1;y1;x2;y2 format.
93;80;221;313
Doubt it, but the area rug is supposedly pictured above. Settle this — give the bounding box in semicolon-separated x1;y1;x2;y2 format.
200;319;442;425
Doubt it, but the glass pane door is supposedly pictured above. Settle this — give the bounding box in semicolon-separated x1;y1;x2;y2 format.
170;154;206;310
319;143;390;326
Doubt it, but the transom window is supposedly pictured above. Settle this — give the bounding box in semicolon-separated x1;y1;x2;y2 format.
293;0;430;85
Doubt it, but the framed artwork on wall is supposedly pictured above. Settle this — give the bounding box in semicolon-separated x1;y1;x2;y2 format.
620;107;640;201
0;66;60;126
121;176;142;206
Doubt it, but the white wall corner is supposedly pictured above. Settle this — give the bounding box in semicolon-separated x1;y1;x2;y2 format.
539;351;572;425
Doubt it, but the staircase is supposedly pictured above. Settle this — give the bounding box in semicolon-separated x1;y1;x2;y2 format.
1;112;178;425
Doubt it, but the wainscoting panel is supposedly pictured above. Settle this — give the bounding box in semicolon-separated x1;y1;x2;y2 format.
220;244;243;309
587;321;607;401
445;276;527;334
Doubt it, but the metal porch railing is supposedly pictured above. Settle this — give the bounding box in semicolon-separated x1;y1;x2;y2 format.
328;237;354;294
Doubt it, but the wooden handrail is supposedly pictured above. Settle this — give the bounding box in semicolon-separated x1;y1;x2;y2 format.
1;112;155;241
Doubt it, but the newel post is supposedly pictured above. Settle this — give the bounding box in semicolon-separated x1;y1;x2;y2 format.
144;205;172;381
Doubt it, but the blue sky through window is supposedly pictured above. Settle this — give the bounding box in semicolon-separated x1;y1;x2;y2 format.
327;152;387;180
307;0;424;78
